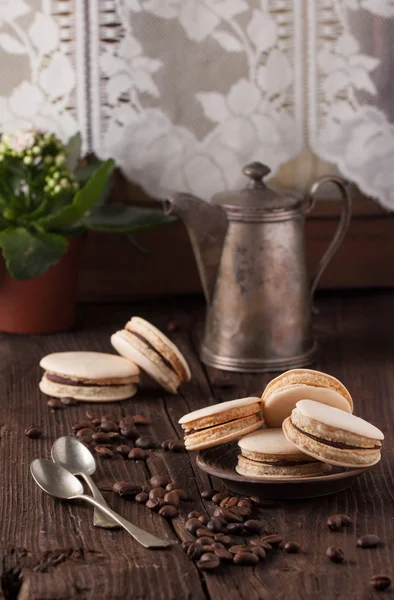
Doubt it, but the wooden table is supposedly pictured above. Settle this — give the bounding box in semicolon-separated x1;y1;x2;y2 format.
1;292;393;600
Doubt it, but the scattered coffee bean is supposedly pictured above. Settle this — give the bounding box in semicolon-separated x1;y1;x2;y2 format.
214;534;231;545
250;496;264;506
119;416;134;429
357;534;380;548
72;421;94;431
141;484;151;493
220;496;239;508
60;397;78;406
150;475;170;488
208;518;225;533
109;432;120;441
120;426;139;440
198;515;209;525
47;398;64;409
186;518;202;535
186;543;203;561
100;420;119;433
237;498;252;508
24;425;43;439
233;552;259;566
95;446;113;458
212;492;227;504
128;448;147;460
133;415;150;425
188;511;202;519
165;482;178;492
92;432;112;444
370;575;391;592
284;542;300;554
135;492;149;504
91;418;101;426
112;482;141;499
146;498;166;511
135;436;156;450
244;520;261;533
171;488;189;501
164;491;181;507
327;514;352;531
159;505;178;519
76;427;94;441
168;440;185;452
167;319;179;332
197;553;220;571
161;440;171;450
116;444;131;457
215;508;243;523
326;546;345;563
214;547;233;561
226;523;244;535
229;545;250;554
196;536;215;546
261;534;283;547
196;528;214;538
249;539;272;550
201;489;218;500
233;506;252;518
149;487;166;500
251;546;266;560
182;541;192;551
101;414;115;422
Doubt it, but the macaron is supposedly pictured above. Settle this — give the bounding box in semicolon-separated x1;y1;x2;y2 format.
236;428;331;478
261;369;353;428
39;352;140;402
179;397;263;451
283;400;384;467
111;317;191;394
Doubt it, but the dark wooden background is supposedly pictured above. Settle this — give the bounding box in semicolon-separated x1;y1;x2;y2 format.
0;291;393;599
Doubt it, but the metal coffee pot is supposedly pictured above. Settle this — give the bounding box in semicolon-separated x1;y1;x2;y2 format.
165;162;351;372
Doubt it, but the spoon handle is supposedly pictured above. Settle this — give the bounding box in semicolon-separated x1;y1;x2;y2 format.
78;494;172;548
81;473;118;529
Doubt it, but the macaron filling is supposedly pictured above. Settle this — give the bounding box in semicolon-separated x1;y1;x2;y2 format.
45;373;137;387
184;413;262;448
290;421;381;450
126;331;177;374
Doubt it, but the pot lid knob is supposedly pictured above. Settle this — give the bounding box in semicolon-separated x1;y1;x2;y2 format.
242;162;271;186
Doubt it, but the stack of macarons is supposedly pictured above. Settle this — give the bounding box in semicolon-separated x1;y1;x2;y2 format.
179;368;384;478
39;317;191;402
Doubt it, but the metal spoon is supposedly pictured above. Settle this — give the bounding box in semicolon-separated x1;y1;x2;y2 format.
31;459;171;549
51;436;117;529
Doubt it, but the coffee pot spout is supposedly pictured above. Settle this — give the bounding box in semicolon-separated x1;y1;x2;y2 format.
164;193;228;305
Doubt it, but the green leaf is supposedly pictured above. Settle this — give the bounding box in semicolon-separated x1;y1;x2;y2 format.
66;132;82;171
81;204;176;233
37;158;115;230
0;227;67;280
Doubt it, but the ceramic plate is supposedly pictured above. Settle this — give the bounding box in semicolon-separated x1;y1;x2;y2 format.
196;442;370;500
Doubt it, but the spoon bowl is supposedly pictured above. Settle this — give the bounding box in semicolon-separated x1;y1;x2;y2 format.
31;459;83;499
51;436;96;475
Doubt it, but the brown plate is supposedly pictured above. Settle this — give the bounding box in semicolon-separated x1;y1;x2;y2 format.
197;442;371;499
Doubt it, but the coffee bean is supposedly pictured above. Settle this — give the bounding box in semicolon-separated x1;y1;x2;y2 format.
233;552;259;565
116;444;131;457
188;511;202;519
72;421;94;431
146;498;166;511
261;534;283;547
198;515;209;525
226;523;244;535
284;541;300;554
214;546;233;561
237;498;252;508
164;491;180;507
60;397;78;406
128;448;147;460
215;507;243;523
220;496;239;508
92;432;112;444
357;534;380;548
186;542;203;561
250;496;264;506
120;426;139;440
109;432;120;441
95;446;113;458
229;545;250;554
214;534;231;545
201;489;217;500
186;518;201;535
149;487;166;500
207;518;225;533
101;414;116;422
119;416;134;429
135;436;156;449
212;492;227;504
370;575;391;592
141;484;151;493
171;488;189;501
165;482;178;492
196;528;214;538
159;505;178;519
91;418;101;426
161;440;171;450
168;440;185;452
24;425;42;439
133;415;150;425
244;520;261;533
112;482;141;499
327;513;352;531
196;536;215;546
135;492;149;504
197;553;220;571
76;428;94;441
249;539;272;550
251;545;266;560
47;398;64;409
202;544;215;552
326;546;345;563
182;541;192;551
100;421;119;433
150;475;170;488
233;506;252;518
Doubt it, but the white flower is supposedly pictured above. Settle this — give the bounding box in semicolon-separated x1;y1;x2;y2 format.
6;129;36;153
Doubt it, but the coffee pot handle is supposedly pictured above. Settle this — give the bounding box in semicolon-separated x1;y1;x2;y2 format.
306;176;352;308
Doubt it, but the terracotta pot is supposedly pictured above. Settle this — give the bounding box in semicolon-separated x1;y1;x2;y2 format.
0;235;85;334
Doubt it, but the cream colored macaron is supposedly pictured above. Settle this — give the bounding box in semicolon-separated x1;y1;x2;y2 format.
261;369;353;428
179;397;263;451
111;317;191;394
236;428;331;478
39;352;140;402
283;400;384;468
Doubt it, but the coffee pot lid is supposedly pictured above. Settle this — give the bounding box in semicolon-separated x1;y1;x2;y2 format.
212;162;302;214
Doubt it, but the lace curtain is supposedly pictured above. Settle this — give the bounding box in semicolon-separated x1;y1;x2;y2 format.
1;0;394;207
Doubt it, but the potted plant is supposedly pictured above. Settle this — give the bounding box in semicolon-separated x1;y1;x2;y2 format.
0;129;172;334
